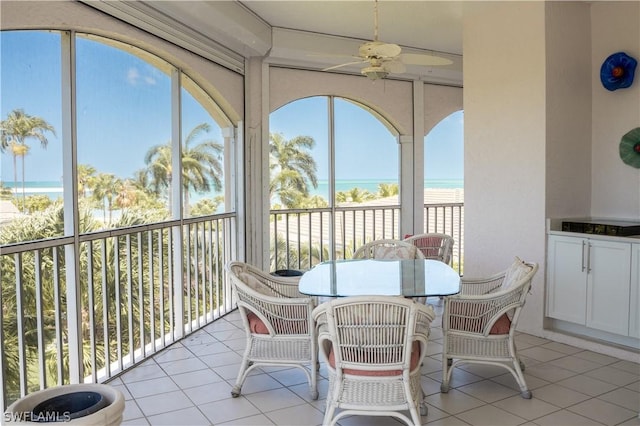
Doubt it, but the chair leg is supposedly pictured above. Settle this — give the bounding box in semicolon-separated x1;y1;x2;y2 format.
231;346;252;397
441;356;453;393
512;357;531;399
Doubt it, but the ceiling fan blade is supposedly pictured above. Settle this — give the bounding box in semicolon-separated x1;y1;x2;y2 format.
360;41;401;59
398;53;453;66
322;60;367;72
383;60;406;74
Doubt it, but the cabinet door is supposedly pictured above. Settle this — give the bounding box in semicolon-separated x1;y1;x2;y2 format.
547;235;587;324
630;244;640;338
586;240;631;335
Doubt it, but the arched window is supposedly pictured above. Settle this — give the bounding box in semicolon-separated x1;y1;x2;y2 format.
1;30;235;243
269;96;400;267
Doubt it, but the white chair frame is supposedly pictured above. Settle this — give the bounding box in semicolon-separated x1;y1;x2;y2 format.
403;233;454;265
314;296;436;426
226;261;319;400
353;239;425;260
441;261;539;398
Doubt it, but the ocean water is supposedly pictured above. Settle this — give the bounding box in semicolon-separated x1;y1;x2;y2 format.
2;179;463;202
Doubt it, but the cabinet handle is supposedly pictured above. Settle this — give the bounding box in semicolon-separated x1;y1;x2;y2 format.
581;241;586;272
587;242;592;273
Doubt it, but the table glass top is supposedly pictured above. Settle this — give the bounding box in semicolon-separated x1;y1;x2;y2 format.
298;259;461;297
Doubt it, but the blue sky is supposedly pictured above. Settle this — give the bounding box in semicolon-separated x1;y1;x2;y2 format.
1;30;463;185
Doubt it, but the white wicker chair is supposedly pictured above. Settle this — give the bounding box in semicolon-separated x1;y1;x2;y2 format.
403;233;454;264
441;258;539;398
313;296;436;426
226;261;318;400
353;239;425;260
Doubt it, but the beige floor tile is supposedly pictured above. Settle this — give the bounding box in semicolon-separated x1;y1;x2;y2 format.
135;390;194;417
567;398;637;425
517;362;576;383
268;366;313;387
120;362;167;384
518;346;566;363
158;357;209;375
556;374;618;397
534;409;604;426
199;396;261;424
531;383;591;408
584;365;640;386
425;416;472;425
492;394;561;420
456;380;519;403
539;341;583;355
610;360;640;374
597;387;640;412
573;350;620;365
263;402;326;426
126;376;180;399
218;413;276;425
145;406;211;425
171;368;224;390
548;354;603;373
429;366;484;388
490;371;550;391
422;375;446;396
153;345;194;364
183;380;236;405
424;389;486;415
455;404;527;426
243;387;307;413
236;372;285;395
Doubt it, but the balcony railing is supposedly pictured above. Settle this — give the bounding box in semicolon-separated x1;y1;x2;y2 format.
270;202;464;274
0;213;236;411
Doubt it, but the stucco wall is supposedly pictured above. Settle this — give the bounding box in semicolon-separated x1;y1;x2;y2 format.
590;2;640;219
463;2;547;334
545;2;592;219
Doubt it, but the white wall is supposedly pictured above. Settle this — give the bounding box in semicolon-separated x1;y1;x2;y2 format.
590;2;640;219
545;2;592;219
463;2;547;334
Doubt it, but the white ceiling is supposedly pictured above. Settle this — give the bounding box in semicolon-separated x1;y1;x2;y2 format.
239;1;463;56
85;0;464;84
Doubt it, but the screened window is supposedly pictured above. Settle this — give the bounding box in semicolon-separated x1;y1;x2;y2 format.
0;30;234;243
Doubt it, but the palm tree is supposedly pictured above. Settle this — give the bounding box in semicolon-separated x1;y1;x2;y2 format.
77;164;96;199
90;172;120;224
336;187;375;204
269;132;318;209
377;183;399;197
0;109;56;210
145;123;223;216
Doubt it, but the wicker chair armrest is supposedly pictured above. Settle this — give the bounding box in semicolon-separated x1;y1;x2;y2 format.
458;273;505;296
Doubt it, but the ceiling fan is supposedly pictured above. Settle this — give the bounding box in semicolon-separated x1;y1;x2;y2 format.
320;0;453;80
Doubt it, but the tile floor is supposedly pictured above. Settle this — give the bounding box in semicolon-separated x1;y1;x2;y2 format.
111;299;640;425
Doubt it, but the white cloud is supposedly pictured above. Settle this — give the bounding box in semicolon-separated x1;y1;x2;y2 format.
126;68;140;85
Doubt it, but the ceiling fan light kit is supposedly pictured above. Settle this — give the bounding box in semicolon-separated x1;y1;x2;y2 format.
361;66;388;80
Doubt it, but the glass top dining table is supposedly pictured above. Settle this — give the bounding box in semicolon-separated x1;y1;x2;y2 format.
298;259;461;298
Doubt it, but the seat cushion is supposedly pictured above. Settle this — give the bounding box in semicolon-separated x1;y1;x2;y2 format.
327;341;421;376
247;312;269;334
238;271;278;297
501;257;532;291
489;313;512;334
374;245;417;260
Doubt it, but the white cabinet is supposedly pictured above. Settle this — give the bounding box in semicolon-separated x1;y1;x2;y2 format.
630;244;640;338
547;235;631;336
